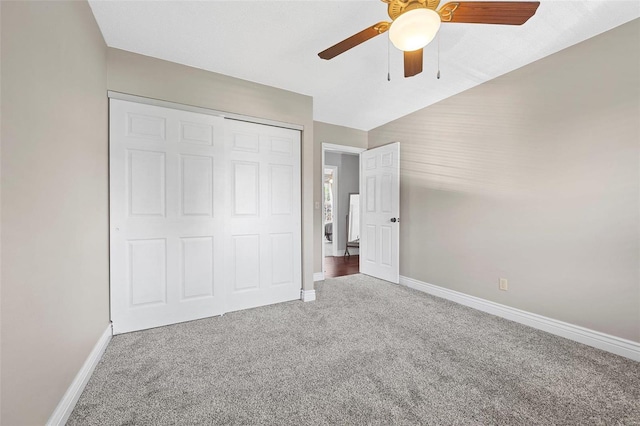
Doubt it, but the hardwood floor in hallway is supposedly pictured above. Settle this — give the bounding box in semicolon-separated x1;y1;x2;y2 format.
324;255;359;278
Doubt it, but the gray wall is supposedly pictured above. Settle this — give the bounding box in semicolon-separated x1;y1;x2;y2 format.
369;19;640;342
325;153;360;254
1;1;109;424
107;48;315;290
314;122;367;271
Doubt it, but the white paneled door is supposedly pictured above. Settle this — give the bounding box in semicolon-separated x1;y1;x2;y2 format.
110;99;301;334
224;119;301;312
360;142;400;283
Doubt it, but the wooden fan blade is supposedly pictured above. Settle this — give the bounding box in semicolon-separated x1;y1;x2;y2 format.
439;2;540;25
404;49;423;78
318;22;390;60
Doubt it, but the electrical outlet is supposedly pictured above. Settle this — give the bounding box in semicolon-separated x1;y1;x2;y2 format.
499;278;508;291
315;201;320;210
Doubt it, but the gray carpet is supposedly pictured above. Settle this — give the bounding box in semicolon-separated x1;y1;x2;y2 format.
69;274;640;425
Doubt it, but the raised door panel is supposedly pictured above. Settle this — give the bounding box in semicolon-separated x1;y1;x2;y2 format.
366;176;376;212
128;150;166;217
381;152;393;167
380;226;392;267
233;235;261;291
381;174;392;213
270;136;293;156
128;239;167;306
181;155;213;217
271;233;294;286
232;132;260;153
127;113;166;142
232;161;259;216
270;165;293;216
180;121;213;146
180;237;214;299
365;156;377;170
365;225;376;262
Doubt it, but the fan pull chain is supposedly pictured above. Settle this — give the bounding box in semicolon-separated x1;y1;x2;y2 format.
387;35;391;81
437;31;441;80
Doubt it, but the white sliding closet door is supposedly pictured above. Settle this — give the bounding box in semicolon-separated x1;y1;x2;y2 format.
110;99;302;334
110;99;226;334
224;119;301;312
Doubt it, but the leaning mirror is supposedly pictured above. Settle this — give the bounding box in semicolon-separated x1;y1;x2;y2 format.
347;193;360;243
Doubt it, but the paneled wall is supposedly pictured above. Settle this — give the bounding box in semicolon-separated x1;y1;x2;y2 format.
369;19;640;342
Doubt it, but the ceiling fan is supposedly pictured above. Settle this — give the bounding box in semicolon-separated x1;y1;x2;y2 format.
318;0;540;78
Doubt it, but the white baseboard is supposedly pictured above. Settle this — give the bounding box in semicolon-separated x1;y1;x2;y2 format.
313;272;325;282
47;324;113;426
301;289;317;302
399;276;640;362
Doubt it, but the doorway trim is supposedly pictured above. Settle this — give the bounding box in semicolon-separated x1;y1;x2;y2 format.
321;143;367;276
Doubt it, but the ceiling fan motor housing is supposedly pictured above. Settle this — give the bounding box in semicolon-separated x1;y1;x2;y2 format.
386;0;441;20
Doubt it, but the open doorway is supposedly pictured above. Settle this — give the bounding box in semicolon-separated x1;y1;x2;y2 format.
322;143;366;279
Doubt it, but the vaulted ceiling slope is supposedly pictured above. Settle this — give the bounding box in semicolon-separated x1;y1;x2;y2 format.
89;1;639;131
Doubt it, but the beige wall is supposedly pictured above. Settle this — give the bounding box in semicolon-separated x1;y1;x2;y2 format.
107;48;315;290
1;2;109;424
369;19;640;342
314;121;367;273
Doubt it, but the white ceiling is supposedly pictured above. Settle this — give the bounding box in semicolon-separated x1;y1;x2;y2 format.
88;0;639;131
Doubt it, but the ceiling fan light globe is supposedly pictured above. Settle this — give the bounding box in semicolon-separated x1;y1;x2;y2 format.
389;8;441;51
